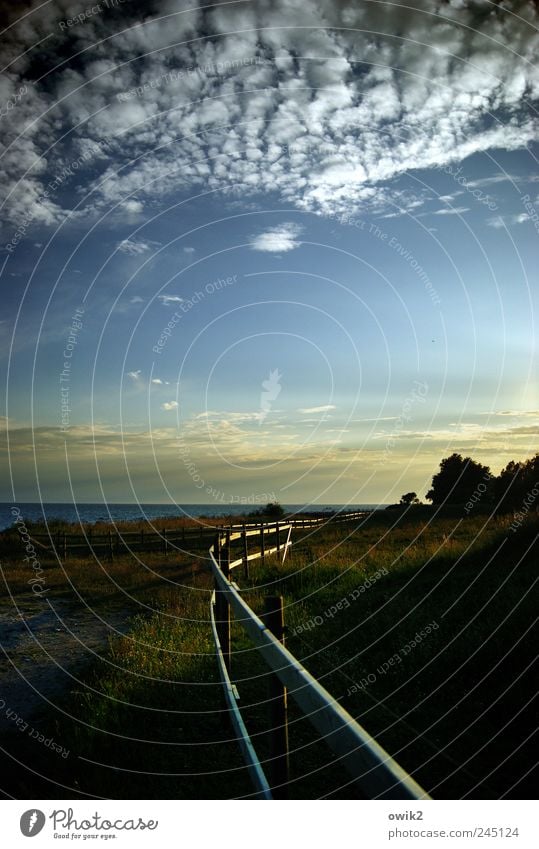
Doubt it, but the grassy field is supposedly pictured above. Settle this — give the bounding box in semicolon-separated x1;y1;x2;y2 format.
0;508;536;799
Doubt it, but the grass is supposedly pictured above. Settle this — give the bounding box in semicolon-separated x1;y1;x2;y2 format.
0;542;253;799
237;509;537;798
61;578;255;800
0;508;536;799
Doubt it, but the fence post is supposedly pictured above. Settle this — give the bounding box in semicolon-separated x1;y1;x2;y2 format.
225;529;231;571
263;595;289;798
276;521;280;555
164;528;168;556
242;524;249;580
215;532;231;674
260;525;265;565
282;525;293;564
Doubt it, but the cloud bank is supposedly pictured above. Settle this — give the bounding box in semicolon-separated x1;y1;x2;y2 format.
0;0;537;232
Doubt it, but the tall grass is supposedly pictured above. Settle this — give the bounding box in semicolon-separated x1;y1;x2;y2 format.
238;510;537;798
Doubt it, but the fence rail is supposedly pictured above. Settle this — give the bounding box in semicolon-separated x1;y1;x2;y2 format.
209;514;431;800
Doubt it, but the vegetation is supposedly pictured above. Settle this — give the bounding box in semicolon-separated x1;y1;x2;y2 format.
494;453;539;513
400;491;420;505
0;543;254;799
424;450;538;514
1;451;537;799
426;453;491;505
248;501;285;519
243;509;537;798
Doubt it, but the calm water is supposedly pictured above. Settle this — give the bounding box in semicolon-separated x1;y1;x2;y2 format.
0;502;380;531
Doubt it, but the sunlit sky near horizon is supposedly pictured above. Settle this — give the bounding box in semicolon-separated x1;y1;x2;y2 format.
0;0;537;506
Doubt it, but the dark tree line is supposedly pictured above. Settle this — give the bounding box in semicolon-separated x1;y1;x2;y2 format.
424;452;539;513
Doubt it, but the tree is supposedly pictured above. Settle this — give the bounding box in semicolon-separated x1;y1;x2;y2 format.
494;454;539;514
249;501;285;519
263;501;285;518
426;453;491;505
400;491;420;506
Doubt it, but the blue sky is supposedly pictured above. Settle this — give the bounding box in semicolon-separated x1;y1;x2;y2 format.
0;0;537;505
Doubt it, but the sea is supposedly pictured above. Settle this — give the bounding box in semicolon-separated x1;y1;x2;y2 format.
0;502;381;531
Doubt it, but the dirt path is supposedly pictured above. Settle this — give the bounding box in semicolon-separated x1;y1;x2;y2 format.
0;594;132;734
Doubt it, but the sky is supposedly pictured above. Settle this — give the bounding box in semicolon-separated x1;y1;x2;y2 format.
0;0;538;506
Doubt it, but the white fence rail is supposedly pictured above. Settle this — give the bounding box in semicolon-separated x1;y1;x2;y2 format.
209;514;431;800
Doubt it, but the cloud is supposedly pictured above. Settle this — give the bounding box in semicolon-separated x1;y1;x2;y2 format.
126;370;142;382
487;213;531;228
161;400;179;411
298;404;336;414
250;222;303;253
492;410;539;417
500;425;539;435
130;296;144;304
158;295;184;306
152;378;169;384
0;1;538;227
432;206;470;216
120;199;143;214
117;238;155;255
183;246;195;254
196;410;265;423
466;175;522;189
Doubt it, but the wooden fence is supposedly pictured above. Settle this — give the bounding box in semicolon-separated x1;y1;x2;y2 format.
5;511;369;560
209;516;431;800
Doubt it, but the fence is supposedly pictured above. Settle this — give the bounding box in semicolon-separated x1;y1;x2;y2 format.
2;511;369;560
209;516;431;800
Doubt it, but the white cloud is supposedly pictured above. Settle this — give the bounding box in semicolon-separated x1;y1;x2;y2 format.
117;238;154;255
487;213;531;228
121;199;143;214
161;400;179;411
0;0;537;227
130;296;144;304
183;246;195;254
487;409;539;418
298;404;336;414
158;295;184;306
250;222;303;253
433;206;470;216
152;378;169;384
126;370;142;382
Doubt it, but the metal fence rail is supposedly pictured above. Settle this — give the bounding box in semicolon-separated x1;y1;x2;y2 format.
209;588;273;799
209;515;431;801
